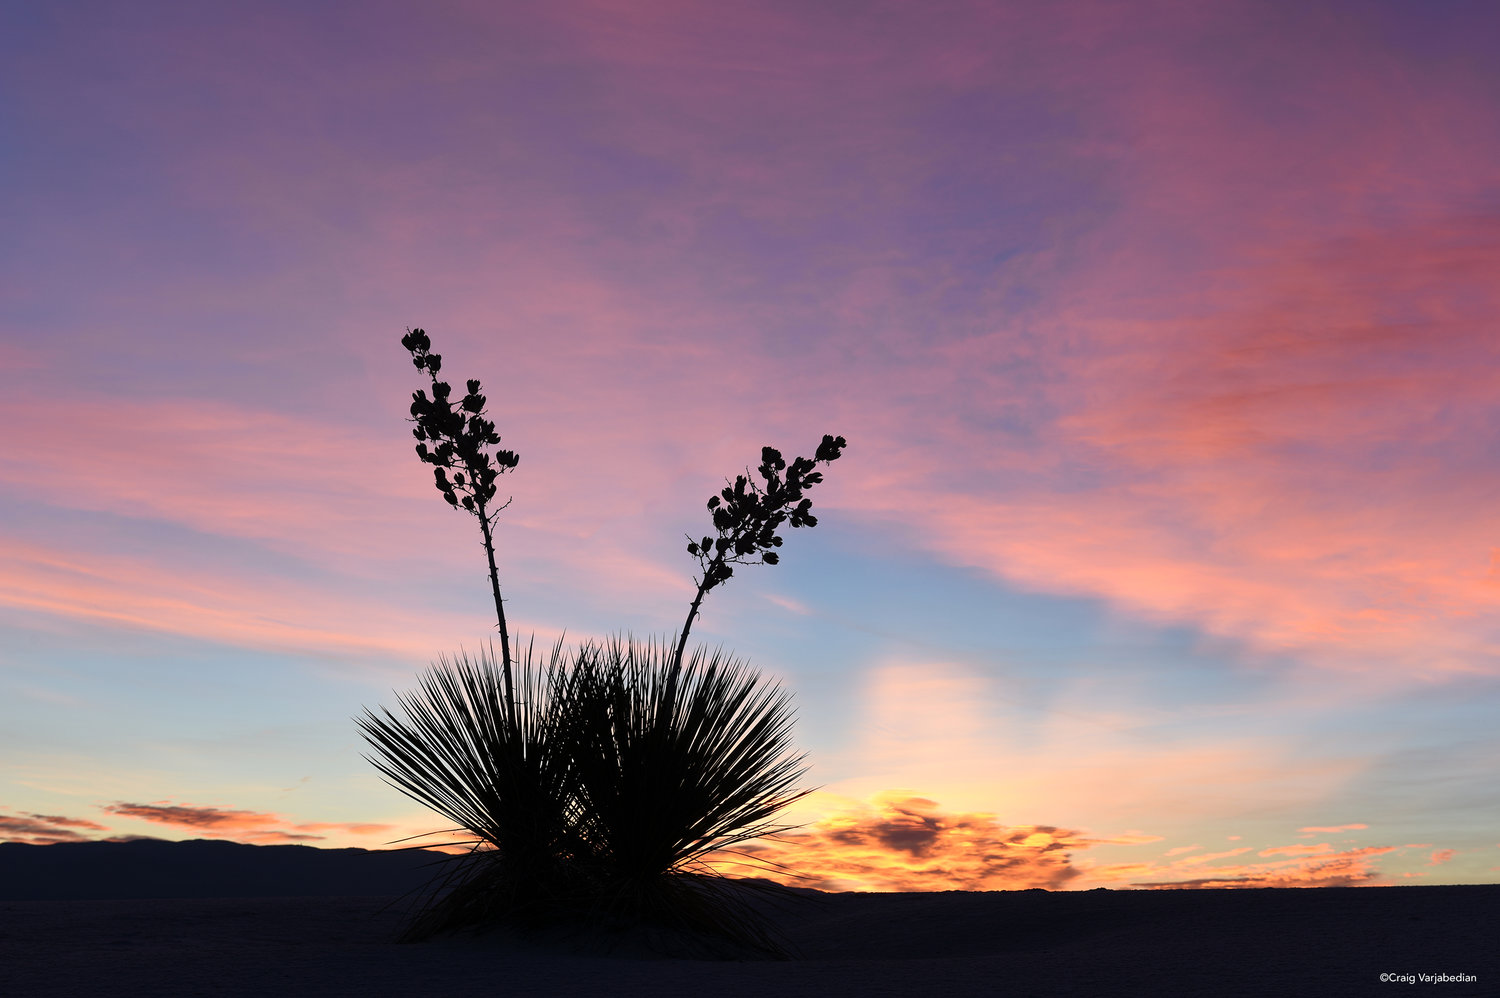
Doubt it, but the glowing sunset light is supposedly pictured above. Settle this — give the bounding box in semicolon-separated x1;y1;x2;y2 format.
2;0;1498;895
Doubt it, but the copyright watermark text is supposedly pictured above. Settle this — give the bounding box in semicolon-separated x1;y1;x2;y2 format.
1379;972;1479;984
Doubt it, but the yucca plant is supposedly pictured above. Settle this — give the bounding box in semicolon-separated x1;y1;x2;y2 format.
359;635;812;952
361;328;844;954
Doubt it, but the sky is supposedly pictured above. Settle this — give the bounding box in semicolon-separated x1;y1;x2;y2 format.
3;0;1499;891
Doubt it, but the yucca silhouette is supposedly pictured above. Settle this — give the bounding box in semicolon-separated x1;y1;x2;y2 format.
356;637;581;941
360;329;842;953
358;635;810;951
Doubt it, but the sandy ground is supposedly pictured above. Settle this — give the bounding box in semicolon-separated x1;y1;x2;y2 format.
2;884;1495;997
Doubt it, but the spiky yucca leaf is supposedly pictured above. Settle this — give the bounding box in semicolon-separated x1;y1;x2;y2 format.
356;636;590;937
563;636;813;951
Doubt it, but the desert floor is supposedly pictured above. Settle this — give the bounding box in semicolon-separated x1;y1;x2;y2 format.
2;883;1495;997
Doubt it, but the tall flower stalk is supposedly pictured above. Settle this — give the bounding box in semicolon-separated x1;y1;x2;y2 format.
674;435;846;678
401;328;520;724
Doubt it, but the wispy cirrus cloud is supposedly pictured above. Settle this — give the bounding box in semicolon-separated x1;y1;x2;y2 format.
0;381;779;658
0;536;480;670
9;2;1499;690
841;217;1500;680
1124;846;1398;889
0;394;430;566
1260;844;1337;858
1301;824;1368;836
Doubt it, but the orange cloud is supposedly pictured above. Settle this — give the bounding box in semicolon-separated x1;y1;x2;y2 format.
720;796;1413;893
102;802;392;845
1428;849;1456;866
727;795;1093;892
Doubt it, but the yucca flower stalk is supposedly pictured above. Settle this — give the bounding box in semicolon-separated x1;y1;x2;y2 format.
401;328;520;725
674;435;846;676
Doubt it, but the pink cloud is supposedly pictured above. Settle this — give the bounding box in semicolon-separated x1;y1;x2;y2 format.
1260;843;1334;858
1079;828;1432;889
0;394;439;568
13;3;1498;694
1093;847;1398;890
1176;847;1254;867
0;373;830;657
762;9;1500;682
1128;846;1398;890
841;216;1500;679
23;812;108;831
762;593;812;616
0;801;407;849
102;801;392;845
0;811;109;845
0;535;483;669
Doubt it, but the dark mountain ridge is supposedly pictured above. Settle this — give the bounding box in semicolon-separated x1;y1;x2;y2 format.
0;838;450;901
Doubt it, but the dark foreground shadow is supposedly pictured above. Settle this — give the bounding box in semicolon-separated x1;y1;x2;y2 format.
1;841;1494;997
